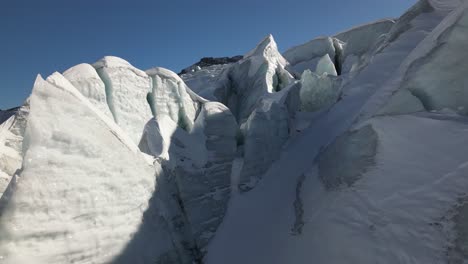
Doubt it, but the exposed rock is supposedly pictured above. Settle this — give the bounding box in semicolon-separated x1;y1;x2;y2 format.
179;56;243;75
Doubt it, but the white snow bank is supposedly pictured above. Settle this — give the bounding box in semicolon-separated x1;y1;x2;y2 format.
146;67;199;131
0;73;160;263
93;56;152;144
206;114;468;264
63;63;113;118
401;6;468;114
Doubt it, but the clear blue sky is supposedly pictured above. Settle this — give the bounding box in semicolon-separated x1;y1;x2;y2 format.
0;0;416;109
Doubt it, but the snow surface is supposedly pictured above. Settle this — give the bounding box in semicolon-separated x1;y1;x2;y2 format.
0;73;164;263
206;2;468;263
146;67;198;131
315;54;338;76
93;56;153;144
63;63;113;118
181;64;231;101
283;37;336;76
299;70;340;112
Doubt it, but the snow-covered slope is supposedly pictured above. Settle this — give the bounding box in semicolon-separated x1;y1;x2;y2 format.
206;1;468;264
0;74;160;263
1;0;468;263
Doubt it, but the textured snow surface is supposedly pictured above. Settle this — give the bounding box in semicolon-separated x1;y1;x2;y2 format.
299;70;341;112
181;65;231;101
335;19;395;76
63;63;113;118
223;35;294;123
401;6;468;114
0;74;162;263
93;56;152;144
206;2;468;264
207;113;468;264
146;67;199;131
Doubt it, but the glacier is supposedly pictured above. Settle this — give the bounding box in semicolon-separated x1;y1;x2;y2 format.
2;0;468;263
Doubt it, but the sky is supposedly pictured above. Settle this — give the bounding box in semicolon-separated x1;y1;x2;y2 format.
0;0;416;109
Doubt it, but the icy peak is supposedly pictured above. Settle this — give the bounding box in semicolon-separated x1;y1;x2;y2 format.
245;34;276;57
244;34;288;65
316;54;338;76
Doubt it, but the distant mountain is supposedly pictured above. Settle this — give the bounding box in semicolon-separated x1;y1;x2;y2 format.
178;56;243;75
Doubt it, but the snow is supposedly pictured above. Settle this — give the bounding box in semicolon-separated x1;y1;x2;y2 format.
358;0;468;121
377;89;425;116
93;56;152;144
222;35;294;124
1;1;467;263
318;124;377;190
206;111;468;264
63;63;113;118
299;70;340;112
181;64;229;101
0;116;22;196
400;7;468;115
139;69;238;251
146;67;198;131
283;37;336;76
0;73;174;263
138;115;179;160
0;104;28;198
238;98;289;191
429;0;463;11
205;3;460;263
334;18;395;72
315;54;338;76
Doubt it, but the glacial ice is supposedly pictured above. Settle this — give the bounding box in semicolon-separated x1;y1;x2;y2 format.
377;89;425;115
0;73;169;263
140;67;238;252
1;0;468;263
335;19;395;74
315;54;338;76
206;1;468;263
238;98;290;191
318;124;377;190
223;35;294;123
0;104;28;197
299;70;340;112
93;56;153;144
400;6;468;115
181;64;229;101
146;67;199;131
63;63;113;118
283;37;336;76
334;19;395;53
